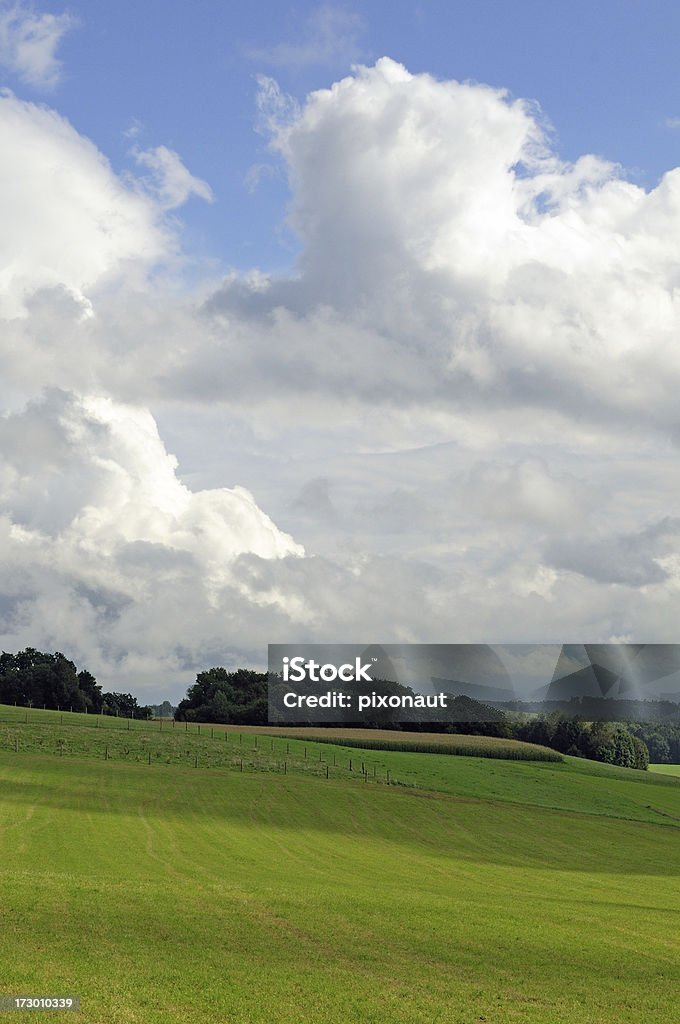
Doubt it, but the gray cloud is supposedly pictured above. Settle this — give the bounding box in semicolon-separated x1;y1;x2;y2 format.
292;477;338;522
545;518;680;587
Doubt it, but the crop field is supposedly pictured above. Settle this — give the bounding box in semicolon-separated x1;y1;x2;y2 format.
268;726;563;761
1;705;680;1023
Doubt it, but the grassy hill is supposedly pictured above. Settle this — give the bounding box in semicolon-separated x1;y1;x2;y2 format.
1;704;680;1023
649;762;680;778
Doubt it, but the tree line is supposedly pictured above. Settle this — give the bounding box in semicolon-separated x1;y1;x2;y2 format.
0;649;153;719
0;650;658;770
176;666;650;769
513;713;649;769
627;722;680;764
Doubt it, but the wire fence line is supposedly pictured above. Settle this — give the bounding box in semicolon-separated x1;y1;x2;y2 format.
0;704;559;794
0;707;561;761
0;712;410;787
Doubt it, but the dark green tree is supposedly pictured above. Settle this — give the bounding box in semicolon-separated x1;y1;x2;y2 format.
175;668;268;724
0;649;102;711
101;692;152;719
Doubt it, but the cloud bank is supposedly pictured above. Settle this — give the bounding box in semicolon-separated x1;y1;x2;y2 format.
2;57;680;696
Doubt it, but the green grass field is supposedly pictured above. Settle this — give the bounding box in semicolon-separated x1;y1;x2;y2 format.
1;704;680;1023
649;762;680;778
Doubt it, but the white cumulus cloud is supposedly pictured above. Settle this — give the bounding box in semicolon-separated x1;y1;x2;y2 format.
200;58;680;441
0;391;304;692
0;92;170;318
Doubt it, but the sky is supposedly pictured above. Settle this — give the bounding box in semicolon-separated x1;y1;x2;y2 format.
1;0;680;701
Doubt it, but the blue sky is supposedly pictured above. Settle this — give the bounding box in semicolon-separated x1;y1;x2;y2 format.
3;0;680;697
16;0;680;274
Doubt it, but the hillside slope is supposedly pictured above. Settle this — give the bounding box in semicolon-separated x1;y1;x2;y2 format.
0;732;679;1023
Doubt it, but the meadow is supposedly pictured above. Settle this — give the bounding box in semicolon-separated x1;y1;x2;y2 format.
649;762;680;778
1;703;679;1023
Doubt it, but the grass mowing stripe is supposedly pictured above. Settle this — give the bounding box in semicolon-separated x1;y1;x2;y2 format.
1;752;680;1024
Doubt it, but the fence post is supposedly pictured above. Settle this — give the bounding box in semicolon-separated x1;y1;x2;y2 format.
105;746;108;761
148;751;151;765
326;765;329;779
349;758;352;771
240;759;243;772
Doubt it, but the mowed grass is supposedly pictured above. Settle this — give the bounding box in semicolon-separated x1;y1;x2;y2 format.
1;708;680;1022
2;705;680;826
649;763;680;778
